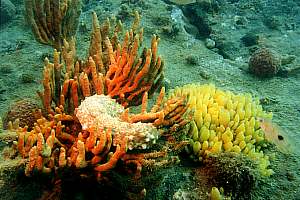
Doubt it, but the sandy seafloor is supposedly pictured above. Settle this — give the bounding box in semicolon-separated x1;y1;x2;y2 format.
0;0;299;199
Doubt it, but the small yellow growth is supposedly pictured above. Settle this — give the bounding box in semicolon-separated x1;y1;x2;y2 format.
193;141;201;155
211;141;222;153
200;126;210;142
190;120;199;141
223;141;233;152
210;187;223;200
170;84;273;176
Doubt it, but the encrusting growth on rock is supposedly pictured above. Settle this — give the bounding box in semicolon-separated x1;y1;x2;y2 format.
2;99;43;130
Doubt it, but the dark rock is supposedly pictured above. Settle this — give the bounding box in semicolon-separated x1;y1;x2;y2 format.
185;55;199;65
215;39;239;60
241;32;259;47
182;6;212;38
2;99;43;130
162;23;181;37
19;73;35;83
0;65;13;74
234;15;248;26
263;16;281;30
0;0;16;25
203;153;259;199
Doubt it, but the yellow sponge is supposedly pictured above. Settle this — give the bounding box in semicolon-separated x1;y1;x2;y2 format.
170;84;273;176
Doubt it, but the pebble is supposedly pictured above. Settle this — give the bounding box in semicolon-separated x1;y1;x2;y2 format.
205;38;216;49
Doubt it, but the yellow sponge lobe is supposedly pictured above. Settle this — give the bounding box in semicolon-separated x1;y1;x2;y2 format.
170;84;273;176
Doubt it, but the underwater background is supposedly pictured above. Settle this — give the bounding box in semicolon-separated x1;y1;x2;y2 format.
0;0;299;199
